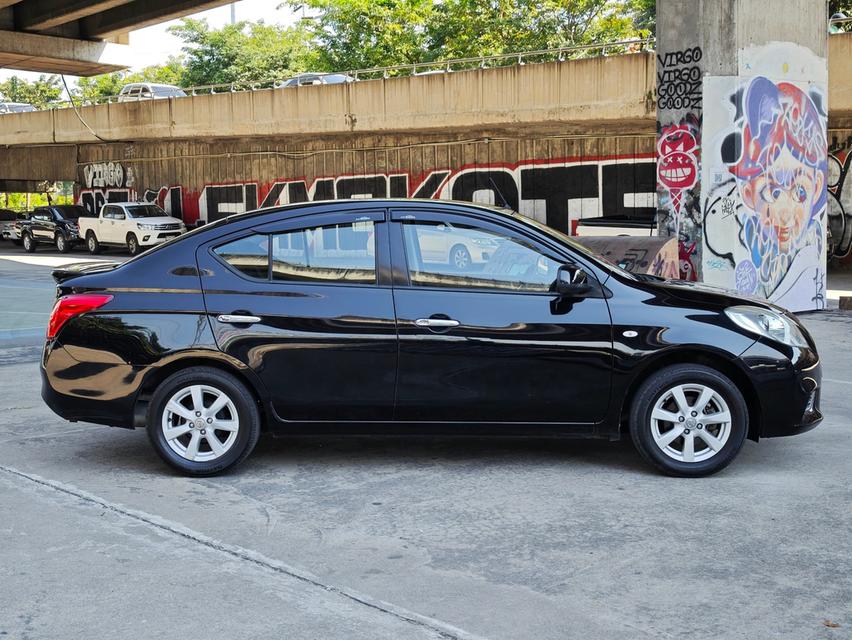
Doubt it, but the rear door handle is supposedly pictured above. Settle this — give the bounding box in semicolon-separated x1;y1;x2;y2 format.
415;318;460;328
217;314;262;325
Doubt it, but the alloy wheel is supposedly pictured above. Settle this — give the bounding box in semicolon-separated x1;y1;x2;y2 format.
452;247;470;269
161;384;240;462
650;383;732;463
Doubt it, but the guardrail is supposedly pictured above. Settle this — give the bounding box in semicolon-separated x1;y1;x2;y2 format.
28;36;655;110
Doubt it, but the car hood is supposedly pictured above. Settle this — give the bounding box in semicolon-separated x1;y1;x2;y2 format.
132;216;183;225
635;274;787;314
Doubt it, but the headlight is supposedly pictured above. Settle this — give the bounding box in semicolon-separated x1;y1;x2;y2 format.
138;223;156;230
724;305;809;347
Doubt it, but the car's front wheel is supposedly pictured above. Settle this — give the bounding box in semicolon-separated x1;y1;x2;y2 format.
629;364;748;477
55;232;70;253
147;367;261;476
126;233;139;256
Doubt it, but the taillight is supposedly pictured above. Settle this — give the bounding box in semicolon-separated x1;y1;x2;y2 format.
46;294;113;339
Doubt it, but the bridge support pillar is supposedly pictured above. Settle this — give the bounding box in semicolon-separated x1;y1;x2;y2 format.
656;0;828;310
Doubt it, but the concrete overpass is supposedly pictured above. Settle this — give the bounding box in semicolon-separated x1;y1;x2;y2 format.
1;35;851;260
0;0;234;75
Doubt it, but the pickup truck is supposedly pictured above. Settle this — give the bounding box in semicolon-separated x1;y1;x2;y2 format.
19;204;93;253
79;202;186;255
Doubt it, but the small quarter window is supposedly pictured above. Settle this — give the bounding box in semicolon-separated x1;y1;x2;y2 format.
271;220;375;284
214;234;269;279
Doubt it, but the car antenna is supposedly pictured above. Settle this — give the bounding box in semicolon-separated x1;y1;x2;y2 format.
488;177;510;209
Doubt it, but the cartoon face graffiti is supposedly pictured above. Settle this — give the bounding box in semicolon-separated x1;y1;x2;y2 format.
728;77;826;295
738;139;824;254
658;126;699;190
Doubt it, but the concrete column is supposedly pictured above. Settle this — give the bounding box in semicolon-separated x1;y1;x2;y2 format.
657;0;828;311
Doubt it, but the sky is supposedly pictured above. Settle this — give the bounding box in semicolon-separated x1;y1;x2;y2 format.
0;0;299;82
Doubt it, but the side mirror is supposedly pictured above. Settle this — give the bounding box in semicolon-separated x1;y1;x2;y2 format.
554;264;592;296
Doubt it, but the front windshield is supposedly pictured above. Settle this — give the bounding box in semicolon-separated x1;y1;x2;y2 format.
55;206;86;220
154;87;186;97
511;212;638;280
127;205;168;218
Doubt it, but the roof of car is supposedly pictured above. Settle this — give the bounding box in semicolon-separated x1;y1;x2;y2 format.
219;198;516;228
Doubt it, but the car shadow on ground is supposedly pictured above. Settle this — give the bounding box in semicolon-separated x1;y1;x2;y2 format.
74;429;665;477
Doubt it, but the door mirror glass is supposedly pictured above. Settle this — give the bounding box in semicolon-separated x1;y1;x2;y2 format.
554;264;592;296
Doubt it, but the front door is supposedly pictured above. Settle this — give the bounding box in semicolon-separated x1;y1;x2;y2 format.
198;209;397;422
389;208;613;424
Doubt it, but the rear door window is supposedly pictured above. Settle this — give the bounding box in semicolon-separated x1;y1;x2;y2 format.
271;220;375;284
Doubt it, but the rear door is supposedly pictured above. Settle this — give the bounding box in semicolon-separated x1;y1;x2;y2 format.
197;209;397;422
389;207;613;425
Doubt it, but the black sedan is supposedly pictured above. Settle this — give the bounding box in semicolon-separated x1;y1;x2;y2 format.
41;199;822;476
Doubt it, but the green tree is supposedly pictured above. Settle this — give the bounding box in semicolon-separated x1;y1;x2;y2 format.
76;57;184;102
169;18;312;86
0;75;62;108
288;0;650;71
289;0;436;70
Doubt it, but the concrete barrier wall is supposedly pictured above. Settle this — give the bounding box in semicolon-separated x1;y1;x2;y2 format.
74;131;656;233
0;52;656;146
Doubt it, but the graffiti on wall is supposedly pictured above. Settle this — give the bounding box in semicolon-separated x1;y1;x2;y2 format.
702;71;828;311
76;155;658;235
657;47;703;111
656;43;703;281
827;133;852;260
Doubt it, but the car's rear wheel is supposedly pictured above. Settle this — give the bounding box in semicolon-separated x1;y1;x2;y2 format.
629;364;748;477
86;232;101;255
450;244;471;271
126;233;139;256
56;232;70;253
147;367;261;476
22;232;36;253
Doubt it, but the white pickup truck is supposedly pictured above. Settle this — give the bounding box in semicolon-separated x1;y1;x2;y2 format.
79;202;187;255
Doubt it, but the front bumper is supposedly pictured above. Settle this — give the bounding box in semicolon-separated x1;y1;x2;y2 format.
739;338;822;438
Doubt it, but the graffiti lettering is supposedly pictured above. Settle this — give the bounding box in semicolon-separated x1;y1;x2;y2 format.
657;47;703;110
77;157;658;233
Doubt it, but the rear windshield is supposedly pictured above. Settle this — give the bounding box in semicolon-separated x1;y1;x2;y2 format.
127;205;168;218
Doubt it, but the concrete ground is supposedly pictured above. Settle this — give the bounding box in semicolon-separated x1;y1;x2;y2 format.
0;241;850;640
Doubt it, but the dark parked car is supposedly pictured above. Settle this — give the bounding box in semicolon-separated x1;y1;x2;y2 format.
41;199;822;476
22;205;92;253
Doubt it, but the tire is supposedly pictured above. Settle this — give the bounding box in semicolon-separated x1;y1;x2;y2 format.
449;244;471;271
629;364;748;477
126;233;139;256
22;232;36;253
56;232;70;253
12;239;22;246
146;366;261;476
86;232;101;255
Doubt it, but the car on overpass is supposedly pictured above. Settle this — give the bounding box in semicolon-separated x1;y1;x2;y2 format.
78;202;186;255
40;199;822;477
0;101;36;114
276;73;355;88
118;83;187;102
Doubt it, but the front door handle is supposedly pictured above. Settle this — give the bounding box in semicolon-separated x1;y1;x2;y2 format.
415;318;460;328
217;314;262;325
